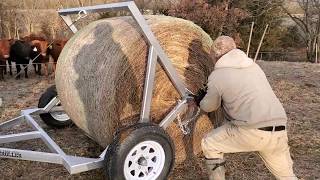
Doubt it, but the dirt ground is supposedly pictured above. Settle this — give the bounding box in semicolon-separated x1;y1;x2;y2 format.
0;61;319;180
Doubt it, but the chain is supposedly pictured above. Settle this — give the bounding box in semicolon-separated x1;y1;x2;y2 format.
177;104;200;135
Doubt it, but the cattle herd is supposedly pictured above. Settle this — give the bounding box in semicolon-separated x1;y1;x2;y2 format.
0;35;68;80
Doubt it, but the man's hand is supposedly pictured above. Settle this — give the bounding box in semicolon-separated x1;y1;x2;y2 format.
192;85;208;106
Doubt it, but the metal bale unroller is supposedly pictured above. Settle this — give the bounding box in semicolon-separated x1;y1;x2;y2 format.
0;1;215;179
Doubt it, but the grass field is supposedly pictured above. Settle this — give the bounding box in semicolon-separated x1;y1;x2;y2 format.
0;61;319;179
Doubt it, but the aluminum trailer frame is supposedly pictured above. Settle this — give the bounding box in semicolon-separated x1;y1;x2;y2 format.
0;1;197;175
0;97;107;174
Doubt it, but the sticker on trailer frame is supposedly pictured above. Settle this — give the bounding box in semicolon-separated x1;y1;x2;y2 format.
0;150;22;158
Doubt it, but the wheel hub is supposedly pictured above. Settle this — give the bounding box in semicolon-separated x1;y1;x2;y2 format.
124;140;165;180
138;157;148;166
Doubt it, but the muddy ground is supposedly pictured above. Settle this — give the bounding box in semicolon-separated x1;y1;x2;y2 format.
0;61;319;180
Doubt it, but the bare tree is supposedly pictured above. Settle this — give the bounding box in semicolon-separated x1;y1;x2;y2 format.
7;23;11;39
282;0;320;63
168;0;248;38
0;16;3;38
12;11;19;39
24;0;37;34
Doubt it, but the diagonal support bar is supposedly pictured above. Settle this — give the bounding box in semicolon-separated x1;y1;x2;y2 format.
60;15;79;34
22;112;66;155
140;46;158;122
0;115;25;130
159;99;188;129
43;97;60;112
127;2;188;96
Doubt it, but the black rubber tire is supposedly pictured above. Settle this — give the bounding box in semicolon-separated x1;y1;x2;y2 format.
38;85;72;128
105;123;175;180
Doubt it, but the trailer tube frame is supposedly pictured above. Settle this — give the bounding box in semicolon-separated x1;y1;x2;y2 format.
0;1;195;175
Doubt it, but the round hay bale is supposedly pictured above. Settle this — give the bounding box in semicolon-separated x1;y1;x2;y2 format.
56;15;215;163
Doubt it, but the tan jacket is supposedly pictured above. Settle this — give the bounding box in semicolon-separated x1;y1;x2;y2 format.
200;49;287;128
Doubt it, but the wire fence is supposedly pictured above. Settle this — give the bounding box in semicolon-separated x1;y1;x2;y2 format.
0;61;57;79
249;51;309;62
0;62;56;67
0;41;56;79
1;50;317;80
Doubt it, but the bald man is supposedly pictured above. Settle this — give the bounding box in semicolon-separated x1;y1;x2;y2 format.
197;36;297;180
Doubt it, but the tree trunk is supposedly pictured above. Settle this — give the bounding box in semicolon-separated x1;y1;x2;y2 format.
16;28;20;40
307;36;318;63
7;24;11;39
218;0;231;36
0;16;2;38
51;26;56;39
29;23;33;34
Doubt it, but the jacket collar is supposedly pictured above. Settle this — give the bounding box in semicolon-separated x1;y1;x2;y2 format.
214;49;253;70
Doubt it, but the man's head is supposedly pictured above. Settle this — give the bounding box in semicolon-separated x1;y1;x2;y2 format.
210;36;236;64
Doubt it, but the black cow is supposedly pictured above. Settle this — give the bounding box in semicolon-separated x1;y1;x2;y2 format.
9;40;32;79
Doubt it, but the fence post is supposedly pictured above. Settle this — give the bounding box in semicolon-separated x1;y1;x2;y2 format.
247;22;254;56
254;24;269;62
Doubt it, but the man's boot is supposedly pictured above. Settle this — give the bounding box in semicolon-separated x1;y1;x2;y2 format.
205;158;226;180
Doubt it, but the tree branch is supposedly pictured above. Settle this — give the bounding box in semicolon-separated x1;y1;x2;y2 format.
282;5;309;34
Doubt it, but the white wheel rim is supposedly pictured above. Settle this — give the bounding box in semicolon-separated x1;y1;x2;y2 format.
50;111;70;122
124;141;166;180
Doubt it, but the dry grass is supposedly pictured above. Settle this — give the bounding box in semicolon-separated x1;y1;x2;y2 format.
0;60;319;179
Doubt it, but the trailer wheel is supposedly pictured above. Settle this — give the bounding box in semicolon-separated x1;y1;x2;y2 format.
105;124;174;180
38;85;72;128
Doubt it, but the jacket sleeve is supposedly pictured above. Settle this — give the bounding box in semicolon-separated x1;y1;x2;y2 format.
199;78;221;113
